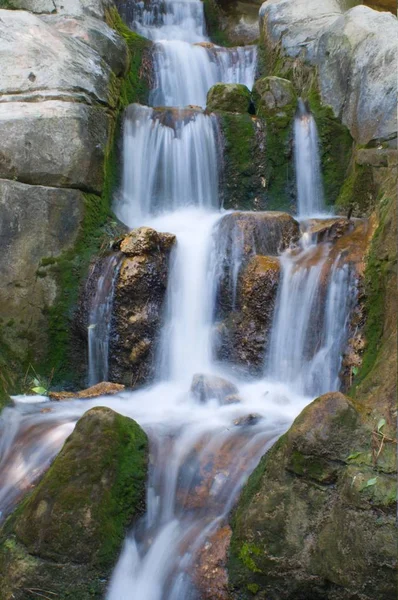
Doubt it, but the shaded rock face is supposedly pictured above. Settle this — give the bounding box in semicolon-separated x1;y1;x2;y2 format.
0;406;148;600
193;525;232;600
216;113;268;211
207;83;252;113
228;392;397;600
109;227;176;387
0;3;132;398
214;212;299;374
203;0;261;46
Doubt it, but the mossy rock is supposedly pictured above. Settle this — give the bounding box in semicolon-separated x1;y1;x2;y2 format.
228;392;397;600
253;76;297;117
0;406;148;599
217;112;268;210
207;83;252;114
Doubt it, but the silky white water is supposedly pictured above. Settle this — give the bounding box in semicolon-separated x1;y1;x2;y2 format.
294;99;326;217
88;254;122;386
0;1;360;598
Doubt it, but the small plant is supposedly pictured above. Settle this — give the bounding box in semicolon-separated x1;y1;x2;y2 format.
22;364;54;396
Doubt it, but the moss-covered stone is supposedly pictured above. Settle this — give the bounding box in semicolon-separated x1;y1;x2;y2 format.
0;406;148;599
228;392;397;600
217;113;268;210
207;83;251;114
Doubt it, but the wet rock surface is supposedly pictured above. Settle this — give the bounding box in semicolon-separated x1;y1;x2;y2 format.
109;227;176;387
193;525;231;600
214;212;297;374
0;406;148;600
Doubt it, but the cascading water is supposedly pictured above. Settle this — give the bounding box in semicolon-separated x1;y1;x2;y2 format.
267;238;357;397
116;105;219;226
294;98;325;217
0;1;364;598
88;254;122;386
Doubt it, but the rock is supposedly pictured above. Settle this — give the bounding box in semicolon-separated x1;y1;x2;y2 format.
109;228;176;387
216;256;280;373
42;14;129;76
193;525;232;600
259;1;398;145
7;0;114;19
253;76;296;114
207;83;252;114
217;113;268;210
318;6;398;144
190;374;239;404
0;406;148;599
234;413;262;427
216;212;299;264
120;227;176;257
0;101;110;193
228;392;397;600
302;217;353;243
203;0;260;45
0;179;84;363
49;381;125;400
0;9;113;105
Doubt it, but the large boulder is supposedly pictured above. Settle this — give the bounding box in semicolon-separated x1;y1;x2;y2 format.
228;392;397;600
109;227;176;387
207;83;252;114
253;76;296;116
6;0;114;19
0;406;148;599
317;6;398;144
0;102;110;193
259;1;398;145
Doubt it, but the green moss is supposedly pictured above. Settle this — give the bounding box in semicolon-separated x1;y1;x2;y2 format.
239;542;262;573
203;0;232;46
352;193;395;388
335;163;377;216
307;86;353;207
247;582;260;595
207;83;251;113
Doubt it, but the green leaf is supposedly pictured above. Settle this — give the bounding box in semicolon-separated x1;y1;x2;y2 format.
31;386;47;395
352;366;359;376
346;451;362;461
377;418;386;432
364;477;377;488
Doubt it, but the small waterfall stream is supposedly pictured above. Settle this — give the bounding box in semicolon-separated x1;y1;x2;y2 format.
0;0;365;598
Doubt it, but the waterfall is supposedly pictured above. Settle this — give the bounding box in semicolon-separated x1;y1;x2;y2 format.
294;99;325;217
87;254;121;386
150;43;257;108
116;104;219;226
267;239;357;397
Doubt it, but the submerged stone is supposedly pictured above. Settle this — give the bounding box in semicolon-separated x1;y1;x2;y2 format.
0;406;148;599
190;373;239;404
207;83;252;114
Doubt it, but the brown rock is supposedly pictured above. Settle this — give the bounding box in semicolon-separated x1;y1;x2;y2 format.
194;525;232;600
49;381;125;400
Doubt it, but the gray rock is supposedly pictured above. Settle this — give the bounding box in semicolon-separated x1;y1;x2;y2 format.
259;1;398;144
190;374;239;404
0;101;111;193
7;0;114;19
317;6;398;144
253;76;296;112
260;0;342;62
0;9;112;105
0;179;84;360
41;14;128;75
